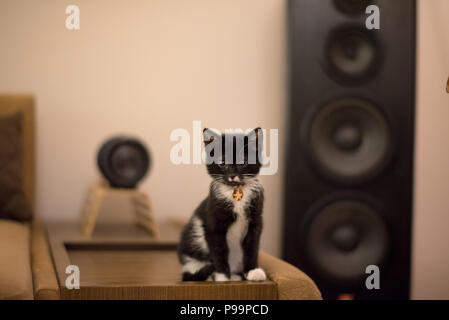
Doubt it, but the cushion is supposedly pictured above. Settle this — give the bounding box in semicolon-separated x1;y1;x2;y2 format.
0;112;33;221
0;220;33;299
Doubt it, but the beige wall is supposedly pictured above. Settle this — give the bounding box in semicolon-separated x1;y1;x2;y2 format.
0;0;286;256
1;0;449;299
412;0;449;300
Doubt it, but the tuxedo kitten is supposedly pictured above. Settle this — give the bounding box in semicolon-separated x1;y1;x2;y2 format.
178;127;266;282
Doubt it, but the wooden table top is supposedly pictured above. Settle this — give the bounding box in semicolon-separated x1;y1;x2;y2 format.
46;221;277;300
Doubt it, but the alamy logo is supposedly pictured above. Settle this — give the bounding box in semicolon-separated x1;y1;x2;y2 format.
65;5;80;30
169;121;278;175
365;5;380;30
65;265;80;289
365;265;380;290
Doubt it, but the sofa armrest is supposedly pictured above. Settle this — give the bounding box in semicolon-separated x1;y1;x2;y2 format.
30;217;60;300
259;251;322;300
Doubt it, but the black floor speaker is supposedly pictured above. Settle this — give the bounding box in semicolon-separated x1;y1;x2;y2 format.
283;0;416;299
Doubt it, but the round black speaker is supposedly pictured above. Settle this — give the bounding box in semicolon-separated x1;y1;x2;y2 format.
303;97;392;184
325;25;381;85
334;0;371;16
97;137;151;188
304;197;389;284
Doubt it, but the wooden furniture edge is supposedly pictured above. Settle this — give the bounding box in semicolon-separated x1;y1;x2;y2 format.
44;222;321;300
168;219;321;299
259;251;322;300
30;217;60;300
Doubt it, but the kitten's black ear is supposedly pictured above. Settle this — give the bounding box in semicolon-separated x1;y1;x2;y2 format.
203;128;220;146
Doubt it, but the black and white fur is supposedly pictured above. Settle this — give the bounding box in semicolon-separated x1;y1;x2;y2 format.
177;128;266;282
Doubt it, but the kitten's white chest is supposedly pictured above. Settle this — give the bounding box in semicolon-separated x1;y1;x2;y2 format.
226;213;248;274
213;179;261;274
216;182;258;274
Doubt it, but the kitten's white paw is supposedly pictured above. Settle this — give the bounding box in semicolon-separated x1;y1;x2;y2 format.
246;268;266;281
214;273;230;282
230;274;242;281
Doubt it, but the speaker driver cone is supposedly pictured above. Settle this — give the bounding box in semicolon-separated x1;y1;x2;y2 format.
97;137;151;188
305;199;389;283
305;98;392;184
325;26;381;85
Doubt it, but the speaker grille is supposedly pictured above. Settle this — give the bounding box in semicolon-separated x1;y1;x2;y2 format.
304;198;389;283
325;26;382;85
304;97;392;184
97;137;150;188
109;144;148;181
284;0;416;299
